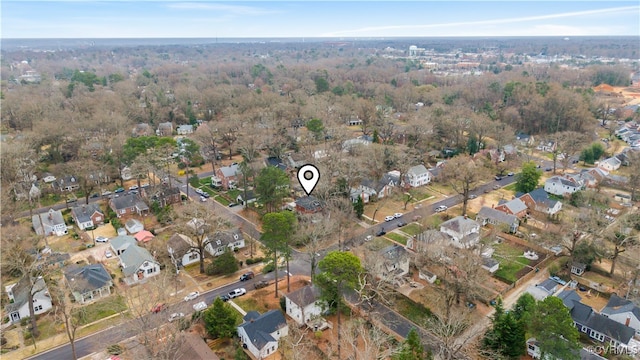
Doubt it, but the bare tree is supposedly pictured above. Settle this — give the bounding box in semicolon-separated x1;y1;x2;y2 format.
341;318;400;360
51;280;85;360
440;155;489;216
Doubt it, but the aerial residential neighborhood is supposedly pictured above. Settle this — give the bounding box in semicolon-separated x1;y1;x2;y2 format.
1;30;640;360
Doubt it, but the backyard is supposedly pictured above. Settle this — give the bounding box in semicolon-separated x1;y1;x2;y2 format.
492;242;534;283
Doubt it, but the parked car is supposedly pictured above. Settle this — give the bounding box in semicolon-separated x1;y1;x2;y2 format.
129;185;139;191
195;188;204;195
219;294;231;302
200;196;207;202
507;172;514;176
397;221;407;227
493;184;500;190
96;236;109;243
228;288;247;299
90;193;100;198
201;192;210;198
467;302;476;310
254;280;269;289
239;272;254;281
468;194;478;199
105;250;113;258
193;301;207;311
168;312;184;322
101;190;112;196
66;197;78;203
376;228;386;237
384;216;395;222
434;205;448;213
184;291;200;302
114;187;125;193
151;303;165;313
494;175;503;181
85;243;95;248
228;202;239;207
393;212;403;218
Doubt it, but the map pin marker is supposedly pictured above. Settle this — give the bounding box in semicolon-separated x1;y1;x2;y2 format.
297;164;320;196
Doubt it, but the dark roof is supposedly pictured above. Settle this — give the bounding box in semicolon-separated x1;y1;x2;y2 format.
110;193;147;211
570;302;635;344
286;285;320;308
557;290;582;310
537;279;558;293
71;204;103;223
572;262;587;271
64;264;112;294
601;294;640;320
295;195;324;212
380;244;407;262
526;188;559;208
482;257;499;269
177;332;220;360
265;157;287;171
238;310;287;350
167;233;192;257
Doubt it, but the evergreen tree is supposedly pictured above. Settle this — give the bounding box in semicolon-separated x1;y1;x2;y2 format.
203;297;239;338
353;196;364;219
515;161;542;194
395;328;430;360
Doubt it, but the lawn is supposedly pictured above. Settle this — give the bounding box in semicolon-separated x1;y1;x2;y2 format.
408;188;435;202
492;242;531;283
366;236;393;251
233;297;269;313
400;223;423;236
394;295;433;326
503;183;517;192
75;295;127;325
386;232;408;245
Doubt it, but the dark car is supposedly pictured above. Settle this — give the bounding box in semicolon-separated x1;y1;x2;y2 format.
90;193;100;198
228;202;239;207
114;187;125;193
376;228;386;237
219;294;230;302
545;167;552;172
254;280;269;289
467;302;476;310
494;175;503;181
397;221;407;227
239;271;254;281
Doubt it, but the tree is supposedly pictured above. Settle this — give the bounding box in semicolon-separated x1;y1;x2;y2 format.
440;155;488;216
353;195;364;219
512;293;536;327
316;251;363;360
51;281;84;360
203;297;239;338
206;250;239;275
483;298;525;359
395;328;429;360
255;166;290;213
306;118;325;141
261;211;296;297
529;296;580;360
176;204;229;274
515;161;542;194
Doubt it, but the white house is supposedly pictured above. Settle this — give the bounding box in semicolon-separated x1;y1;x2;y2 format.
598;157;622;172
5;276;52;323
204;230;245;257
405;165;431;187
176;124;194;135
167;233;200;267
374;244;410;278
71;203;104;230
439;216;481;249
544;176;581;196
284;285;323;326
482;257;500;273
237;310;288;359
118;244;161;285
601;294;640;336
32;209;68;236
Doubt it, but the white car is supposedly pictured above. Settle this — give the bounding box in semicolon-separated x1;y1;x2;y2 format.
105;250;113;258
200;196;207;202
168;312;184;322
434;205;448;213
193;301;207;311
95;236;109;243
228;288;247;299
184;291;200;301
384;216;395;222
393;213;403;218
129;185;139;190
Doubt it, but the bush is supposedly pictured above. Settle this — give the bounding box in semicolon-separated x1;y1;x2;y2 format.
205;251;239;276
279;296;286;312
107;344;123;355
20;317;29;327
261;262;275;274
245;257;264;265
111;219;122;230
549;263;560;277
177;162;187;169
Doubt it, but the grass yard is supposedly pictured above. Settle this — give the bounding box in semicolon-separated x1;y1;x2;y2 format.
394;295;433;326
233;297;270;314
493;242;531;283
75;295;127;325
503;183;517;192
366;236;393;251
408;188;435;202
399;223;422;236
386;232;408;245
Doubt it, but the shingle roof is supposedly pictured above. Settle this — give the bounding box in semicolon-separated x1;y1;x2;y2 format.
570;302;635;344
482;257;499;269
440;216;479;235
238;310;287;350
407;164;429;176
71;204;103;224
556;290;582;310
219;164;239;178
286;285;321;308
5;276;47;313
110;235;136;253
167;233;192;256
208;229;244;247
499;198;528;214
477;206;519;225
537;279;558;293
64;264;112;294
110;194;147;211
32;209;65;234
527;188;559;208
295;195;324;212
119;245;158;276
601;294;640;320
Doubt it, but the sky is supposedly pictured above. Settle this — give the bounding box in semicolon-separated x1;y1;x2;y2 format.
2;1;639;39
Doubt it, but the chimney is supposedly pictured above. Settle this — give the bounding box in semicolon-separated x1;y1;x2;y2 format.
625;315;631;327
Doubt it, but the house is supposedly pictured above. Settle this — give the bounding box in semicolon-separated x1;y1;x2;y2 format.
518;188;563;215
374;245;410;278
601;294;640;336
212;163;239;190
204;229;245;257
167;233;200;267
64;264;113;304
494;198;528;218
134;230;155;243
537;140;557;153
110;235;137;256
544;176;581;196
571;262;587;276
118;243;161;285
295;195;324;214
156;121;173;136
526;279;559;301
71;204;104;230
482;257;500;273
285;285;323;326
408;229;448;253
476;206;520;233
42;173;56;183
515;132;535;146
132;123;153;137
32;209;68;236
150;186;182;207
439;216;481;249
176;124;194;135
54;175;80;192
405;165;431;187
570;301;638;349
125;218;144;234
265;156;288;172
567;171;598;189
177;332;220;360
526;338;607;360
419;269;438;284
237;310;288;360
5;276;52;323
352;173;398;201
109;194;149;218
556;289;582;311
286;153;307;169
598;157;622;172
237;190;258;206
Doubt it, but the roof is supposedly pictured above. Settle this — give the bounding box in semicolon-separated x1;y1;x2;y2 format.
110;235;136;252
380;244;408;263
570;302;635;344
265;157;287;171
120;245;158;276
134;230;155;243
601;294;640;320
440;216;479;235
125;219;144;233
176;124;193;132
177;332;220;360
407;164;429;176
110;194;147;211
167;233;192;256
526;188;559;208
5;276;47;313
285;285;321;308
498;198;528;214
537;279;559;293
295;195;324;212
557;290;582;310
482;257;499;269
32;209;65;232
64;264;112;294
218;164;239;178
546;176;579;188
572;262;587;271
477;206;519;225
238;310;287;350
70;204;103;224
208;229;244;247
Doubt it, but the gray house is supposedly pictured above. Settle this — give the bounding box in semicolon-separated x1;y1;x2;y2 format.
476;206;519;233
32;209;68;236
64;264;113;304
